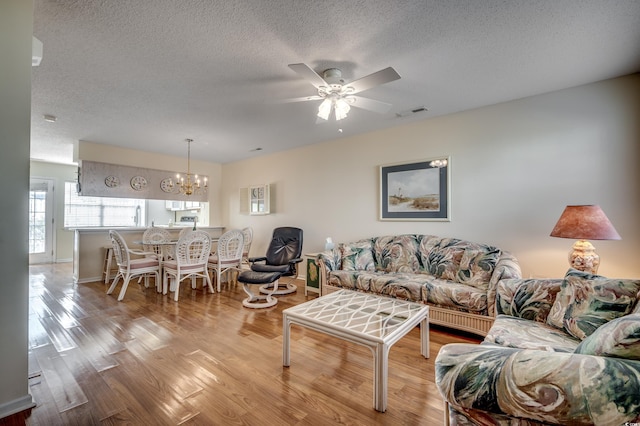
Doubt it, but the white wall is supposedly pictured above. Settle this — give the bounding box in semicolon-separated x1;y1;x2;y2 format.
0;0;36;418
222;74;640;279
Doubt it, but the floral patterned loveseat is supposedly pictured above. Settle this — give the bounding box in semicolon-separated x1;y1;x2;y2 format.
436;269;640;426
316;234;521;336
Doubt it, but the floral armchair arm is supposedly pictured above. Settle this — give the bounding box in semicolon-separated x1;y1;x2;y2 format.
316;248;342;289
486;251;522;317
495;277;564;322
436;343;640;426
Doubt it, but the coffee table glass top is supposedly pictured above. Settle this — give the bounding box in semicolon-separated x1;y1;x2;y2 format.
284;289;428;340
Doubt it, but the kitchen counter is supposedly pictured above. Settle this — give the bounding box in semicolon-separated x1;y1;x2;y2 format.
72;226;225;284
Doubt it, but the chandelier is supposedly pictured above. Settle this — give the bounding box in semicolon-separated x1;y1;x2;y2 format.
173;138;207;196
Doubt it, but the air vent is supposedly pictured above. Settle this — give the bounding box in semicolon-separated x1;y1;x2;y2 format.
396;106;428;118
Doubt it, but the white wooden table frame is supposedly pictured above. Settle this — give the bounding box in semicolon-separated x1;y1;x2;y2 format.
282;289;429;412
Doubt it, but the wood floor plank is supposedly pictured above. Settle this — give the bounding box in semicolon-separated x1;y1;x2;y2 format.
32;344;89;413
111;341;201;424
66;325;119;372
10;263;482;425
38;316;77;353
77;315;127;355
39;287;81;329
57;347;125;421
28;315;52;349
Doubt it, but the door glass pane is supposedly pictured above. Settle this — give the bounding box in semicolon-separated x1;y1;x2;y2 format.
28;190;47;254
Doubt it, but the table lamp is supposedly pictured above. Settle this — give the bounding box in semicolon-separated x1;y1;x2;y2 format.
550;205;621;274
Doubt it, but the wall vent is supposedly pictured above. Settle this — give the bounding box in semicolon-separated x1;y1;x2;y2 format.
396;106;428;118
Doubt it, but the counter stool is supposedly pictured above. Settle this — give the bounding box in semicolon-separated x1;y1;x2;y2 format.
237;270;282;308
102;246;116;284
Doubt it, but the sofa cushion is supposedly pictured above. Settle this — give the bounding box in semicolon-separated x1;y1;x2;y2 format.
547;269;640;340
374;235;420;273
485;315;581;352
327;270;426;303
421;278;488;314
574;314;640;360
340;239;375;271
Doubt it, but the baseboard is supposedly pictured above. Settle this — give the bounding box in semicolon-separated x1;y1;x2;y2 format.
75;276;102;284
0;394;36;420
55;258;73;263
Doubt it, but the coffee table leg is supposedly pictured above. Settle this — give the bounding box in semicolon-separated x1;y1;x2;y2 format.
282;314;291;367
373;343;389;412
420;316;430;358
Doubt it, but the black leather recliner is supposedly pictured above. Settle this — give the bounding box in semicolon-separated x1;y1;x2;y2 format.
238;227;303;308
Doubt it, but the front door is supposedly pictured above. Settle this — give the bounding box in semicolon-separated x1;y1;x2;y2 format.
29;178;54;264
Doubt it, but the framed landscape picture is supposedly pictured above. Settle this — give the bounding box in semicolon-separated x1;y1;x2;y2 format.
379;157;450;221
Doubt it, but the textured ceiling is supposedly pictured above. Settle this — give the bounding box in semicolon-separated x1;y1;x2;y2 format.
31;0;640;165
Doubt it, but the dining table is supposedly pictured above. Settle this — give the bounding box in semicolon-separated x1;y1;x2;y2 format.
134;237;219;292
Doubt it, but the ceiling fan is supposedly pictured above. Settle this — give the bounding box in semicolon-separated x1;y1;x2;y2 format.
282;63;401;121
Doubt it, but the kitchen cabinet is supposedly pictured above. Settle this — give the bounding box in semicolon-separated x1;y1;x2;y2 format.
165;201;200;211
166;201;183;211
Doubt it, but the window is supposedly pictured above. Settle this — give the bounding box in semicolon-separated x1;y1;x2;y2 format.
64;181;146;227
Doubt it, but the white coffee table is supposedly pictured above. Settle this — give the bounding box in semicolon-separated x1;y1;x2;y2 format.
282;289;429;412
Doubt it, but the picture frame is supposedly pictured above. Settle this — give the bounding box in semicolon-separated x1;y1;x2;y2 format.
379;157;450;221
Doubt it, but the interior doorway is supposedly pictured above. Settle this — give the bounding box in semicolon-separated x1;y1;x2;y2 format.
29;178;54;264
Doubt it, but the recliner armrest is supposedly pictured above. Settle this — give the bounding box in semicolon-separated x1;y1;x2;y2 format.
288;257;303;265
248;256;267;263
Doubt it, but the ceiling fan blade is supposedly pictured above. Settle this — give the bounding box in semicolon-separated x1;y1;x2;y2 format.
350;96;393;114
288;63;327;89
347;67;401;94
272;95;323;104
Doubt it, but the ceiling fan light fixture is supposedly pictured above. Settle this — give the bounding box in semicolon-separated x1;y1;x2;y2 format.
317;98;332;120
287;63;401;122
334;98;350;121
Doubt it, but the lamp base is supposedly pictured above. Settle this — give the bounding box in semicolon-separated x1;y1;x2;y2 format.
568;239;600;274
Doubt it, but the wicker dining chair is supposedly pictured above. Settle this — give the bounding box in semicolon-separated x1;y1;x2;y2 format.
142;226;171;258
107;230;161;301
207;229;244;292
241;226;253;267
162;230;213;301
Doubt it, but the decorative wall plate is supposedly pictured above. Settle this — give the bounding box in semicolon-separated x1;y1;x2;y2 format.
104;175;120;188
130;175;147;191
160;177;174;193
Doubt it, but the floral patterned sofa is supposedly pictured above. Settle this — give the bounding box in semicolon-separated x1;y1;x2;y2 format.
316;234;521;336
436;268;640;426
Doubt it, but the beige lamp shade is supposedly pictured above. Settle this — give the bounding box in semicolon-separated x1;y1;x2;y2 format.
550;205;620;274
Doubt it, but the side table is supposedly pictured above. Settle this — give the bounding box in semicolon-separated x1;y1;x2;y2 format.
304;252;321;296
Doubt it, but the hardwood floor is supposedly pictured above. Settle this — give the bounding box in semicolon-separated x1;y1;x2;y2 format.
3;263;480;425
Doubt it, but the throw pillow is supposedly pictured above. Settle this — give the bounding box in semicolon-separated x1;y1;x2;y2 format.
376;235;420;273
574;314;640;360
547;269;606;329
340;240;375;271
456;246;502;291
423;237;463;280
547;269;640;340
